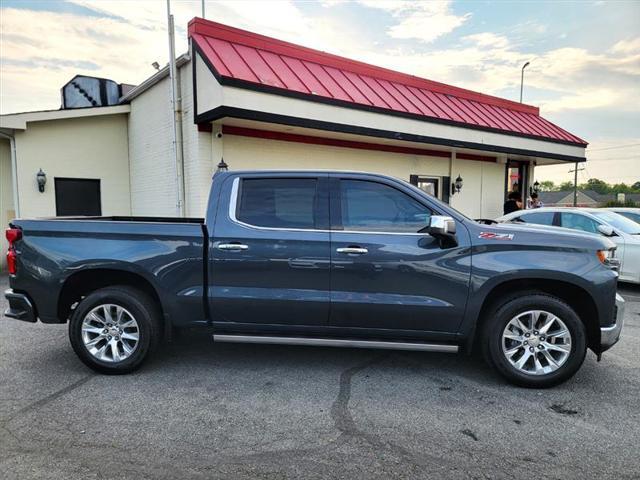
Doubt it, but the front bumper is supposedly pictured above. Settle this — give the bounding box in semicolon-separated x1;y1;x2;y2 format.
600;293;625;351
4;289;36;323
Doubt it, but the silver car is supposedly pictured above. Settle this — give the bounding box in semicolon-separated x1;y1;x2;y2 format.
498;207;640;284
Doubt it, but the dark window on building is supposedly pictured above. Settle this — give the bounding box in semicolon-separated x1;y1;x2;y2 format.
237;178;317;229
55;178;102;216
340;180;430;233
409;175;440;199
518;211;555;226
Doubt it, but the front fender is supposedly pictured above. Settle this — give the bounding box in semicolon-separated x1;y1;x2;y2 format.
459;246;618;346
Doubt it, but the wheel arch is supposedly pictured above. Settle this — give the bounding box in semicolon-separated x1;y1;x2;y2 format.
468;278;600;353
57;268;169;340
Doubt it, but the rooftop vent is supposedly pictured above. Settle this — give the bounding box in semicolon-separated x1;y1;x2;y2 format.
61;75;122;109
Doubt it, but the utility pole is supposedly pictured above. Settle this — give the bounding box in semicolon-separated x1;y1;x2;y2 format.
568;163;585;207
167;0;185;216
520;61;530;103
202;0;205;18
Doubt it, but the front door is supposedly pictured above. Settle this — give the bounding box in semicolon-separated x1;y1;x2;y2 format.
329;174;471;334
209;174;331;326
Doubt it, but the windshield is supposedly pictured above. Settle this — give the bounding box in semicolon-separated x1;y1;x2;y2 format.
592;211;640;235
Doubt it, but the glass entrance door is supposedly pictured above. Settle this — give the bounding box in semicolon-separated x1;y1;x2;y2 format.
505;161;528;204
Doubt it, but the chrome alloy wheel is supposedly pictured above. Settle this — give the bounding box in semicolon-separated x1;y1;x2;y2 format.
501;310;572;376
81;304;140;363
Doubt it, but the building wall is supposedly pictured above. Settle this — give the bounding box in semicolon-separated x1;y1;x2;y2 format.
128;62;213;217
0;139;15;270
180;63;214;217
450;157;504;219
220;134;503;219
128;74;178;216
13;114;131;218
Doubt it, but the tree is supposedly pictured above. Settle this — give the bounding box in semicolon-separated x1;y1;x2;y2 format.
631;181;640;192
611;183;632;193
538;180;556;191
558;181;574;191
585;178;609;194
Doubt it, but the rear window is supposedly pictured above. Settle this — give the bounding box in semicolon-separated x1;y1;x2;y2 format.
237;178;317;229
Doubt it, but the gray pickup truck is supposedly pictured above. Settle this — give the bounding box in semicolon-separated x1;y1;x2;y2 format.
4;171;625;387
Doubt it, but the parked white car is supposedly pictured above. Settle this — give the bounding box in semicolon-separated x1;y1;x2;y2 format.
497;207;640;284
605;207;640;225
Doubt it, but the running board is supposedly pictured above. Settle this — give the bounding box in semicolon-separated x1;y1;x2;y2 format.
212;334;459;353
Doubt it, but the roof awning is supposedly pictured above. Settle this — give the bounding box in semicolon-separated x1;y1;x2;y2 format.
188;17;587;163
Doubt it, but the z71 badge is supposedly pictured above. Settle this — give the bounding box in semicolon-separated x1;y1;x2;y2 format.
479;232;514;240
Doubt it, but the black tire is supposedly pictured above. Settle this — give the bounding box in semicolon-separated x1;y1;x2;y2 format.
69;286;160;374
482;292;587;388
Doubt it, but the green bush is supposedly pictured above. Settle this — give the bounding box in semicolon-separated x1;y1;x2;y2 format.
602;200;639;207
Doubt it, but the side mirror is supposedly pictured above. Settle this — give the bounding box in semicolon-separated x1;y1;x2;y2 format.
597;224;615;236
426;215;458;247
428;215;456;236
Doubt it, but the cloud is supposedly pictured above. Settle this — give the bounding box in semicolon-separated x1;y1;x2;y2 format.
611;37;640;54
1;0;638;123
357;0;471;43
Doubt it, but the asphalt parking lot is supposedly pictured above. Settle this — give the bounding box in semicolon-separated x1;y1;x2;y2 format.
1;274;638;480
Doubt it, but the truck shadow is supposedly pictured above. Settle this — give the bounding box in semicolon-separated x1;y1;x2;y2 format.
144;329;501;387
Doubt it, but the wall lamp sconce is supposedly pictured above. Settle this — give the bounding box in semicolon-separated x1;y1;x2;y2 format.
529;180;540;194
216;158;228;173
451;174;463;195
36;168;47;193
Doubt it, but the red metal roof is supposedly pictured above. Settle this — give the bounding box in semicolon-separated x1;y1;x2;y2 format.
188;18;586;146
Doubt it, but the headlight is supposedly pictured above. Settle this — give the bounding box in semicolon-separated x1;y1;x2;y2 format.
597;248;619;271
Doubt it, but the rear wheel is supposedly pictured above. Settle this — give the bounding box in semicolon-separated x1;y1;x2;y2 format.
69;286;159;374
482;293;587;388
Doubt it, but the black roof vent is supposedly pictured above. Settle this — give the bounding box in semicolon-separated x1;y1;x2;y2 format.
61;75;121;109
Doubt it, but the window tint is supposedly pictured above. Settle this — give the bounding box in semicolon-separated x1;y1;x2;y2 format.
237;178;317;229
592;211;640;234
560;212;599;233
340;180;430;233
519;211;555;226
617;211;640;224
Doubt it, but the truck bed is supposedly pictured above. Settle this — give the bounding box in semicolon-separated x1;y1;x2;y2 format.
8;216;207;326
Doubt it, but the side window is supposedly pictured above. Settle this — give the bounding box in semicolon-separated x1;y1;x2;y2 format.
339;180;431;233
237;178;317;229
560;213;599;233
520;211;555;226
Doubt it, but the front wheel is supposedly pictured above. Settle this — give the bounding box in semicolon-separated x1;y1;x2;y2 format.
482;293;587;388
69;286;160;374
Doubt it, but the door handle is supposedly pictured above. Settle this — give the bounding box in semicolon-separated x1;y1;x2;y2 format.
217;243;249;251
336;247;368;255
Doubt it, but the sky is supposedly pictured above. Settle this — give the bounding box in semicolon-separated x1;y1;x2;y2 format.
0;0;638;184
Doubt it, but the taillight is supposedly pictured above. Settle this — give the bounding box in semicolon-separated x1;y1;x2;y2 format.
6;228;21;244
5;227;22;275
7;249;17;274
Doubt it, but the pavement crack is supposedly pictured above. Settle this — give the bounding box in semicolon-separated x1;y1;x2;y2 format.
329;353;428;471
330;354;387;437
1;374;93;426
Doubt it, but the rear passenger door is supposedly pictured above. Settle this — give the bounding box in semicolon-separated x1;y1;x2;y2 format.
209;174;330;327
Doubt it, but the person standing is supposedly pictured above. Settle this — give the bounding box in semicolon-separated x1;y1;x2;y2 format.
503;192;523;215
527;192;543;209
